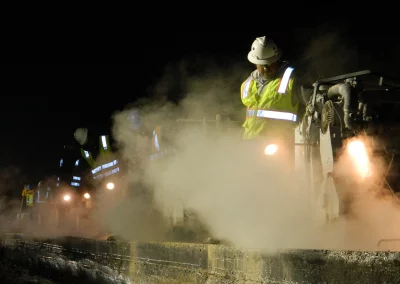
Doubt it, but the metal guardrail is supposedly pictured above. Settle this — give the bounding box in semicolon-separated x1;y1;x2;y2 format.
176;114;241;132
377;238;400;248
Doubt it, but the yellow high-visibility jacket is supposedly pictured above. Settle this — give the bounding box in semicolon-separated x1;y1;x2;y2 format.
240;65;299;140
22;186;35;207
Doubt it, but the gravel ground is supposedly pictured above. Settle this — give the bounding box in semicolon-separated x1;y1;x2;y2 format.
0;262;56;284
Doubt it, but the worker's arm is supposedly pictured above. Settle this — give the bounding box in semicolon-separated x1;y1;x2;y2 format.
240;74;257;107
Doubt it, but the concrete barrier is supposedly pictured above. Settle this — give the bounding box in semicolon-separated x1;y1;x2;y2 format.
1;235;400;283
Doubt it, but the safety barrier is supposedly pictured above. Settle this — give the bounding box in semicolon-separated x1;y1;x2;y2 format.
1;234;400;283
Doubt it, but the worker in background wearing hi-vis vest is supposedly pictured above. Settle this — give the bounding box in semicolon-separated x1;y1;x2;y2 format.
21;184;35;221
150;125;168;161
124;108;168;162
22;184;35;208
74;128;120;180
241;36;313;140
74;128;96;167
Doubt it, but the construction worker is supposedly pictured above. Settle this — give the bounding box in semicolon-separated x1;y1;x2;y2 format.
126;108;151;158
34;180;52;227
36;181;52;203
22;184;34;207
74;127;121;187
121;109;158;195
73;127;96;168
149;121;171;163
58;137;90;190
128;109;200;239
123;108;168;163
240;35;316;174
127;108;144;133
21;184;35;220
241;36;313;140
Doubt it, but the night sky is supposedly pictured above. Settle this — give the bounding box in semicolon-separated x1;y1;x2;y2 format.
1;22;399;186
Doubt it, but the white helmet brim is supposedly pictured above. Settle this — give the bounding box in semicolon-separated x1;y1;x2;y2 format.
247;48;282;65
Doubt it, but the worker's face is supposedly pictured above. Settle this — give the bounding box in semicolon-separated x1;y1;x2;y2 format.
256;62;279;79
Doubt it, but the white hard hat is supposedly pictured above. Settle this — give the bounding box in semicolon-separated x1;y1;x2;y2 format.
247;36;282;65
74;128;88;145
127;109;143;131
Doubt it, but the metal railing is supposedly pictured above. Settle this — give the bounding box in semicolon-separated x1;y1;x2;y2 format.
176;114;241;133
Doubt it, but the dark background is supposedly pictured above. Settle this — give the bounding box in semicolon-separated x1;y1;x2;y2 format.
1;22;399;191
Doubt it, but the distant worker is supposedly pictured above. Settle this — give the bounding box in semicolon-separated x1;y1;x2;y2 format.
150;125;164;160
73;127;98;168
116;108;172;202
125;108;150;159
73;127;121;184
35;180;52;226
22;184;35;208
149;122;169;162
241;36;313;140
36;180;52;203
21;184;35;220
125;108;189;236
58;129;93;190
124;108;169;162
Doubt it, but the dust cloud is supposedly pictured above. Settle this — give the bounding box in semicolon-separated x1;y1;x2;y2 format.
300;33;359;79
2;33;400;254
107;54;400;253
0;170;102;240
294;24;360;81
109;83;320;252
324;135;400;251
0;166;28;234
95;60;248;242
